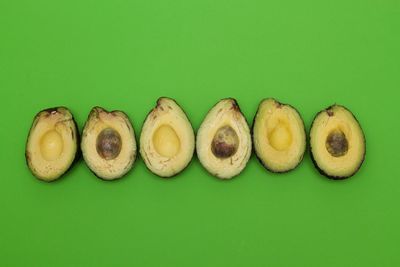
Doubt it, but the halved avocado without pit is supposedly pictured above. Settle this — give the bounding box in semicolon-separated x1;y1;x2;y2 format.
140;97;195;177
26;107;79;182
310;105;366;179
252;98;306;173
81;107;137;180
196;98;252;179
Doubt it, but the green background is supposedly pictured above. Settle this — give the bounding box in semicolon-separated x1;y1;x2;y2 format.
1;0;399;266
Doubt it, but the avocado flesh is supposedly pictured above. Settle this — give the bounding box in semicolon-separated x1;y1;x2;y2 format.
140;97;195;177
26;107;78;181
81;107;137;180
196;98;251;179
310;105;365;179
252;98;306;173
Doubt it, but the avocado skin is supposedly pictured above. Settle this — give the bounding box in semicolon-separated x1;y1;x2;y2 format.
81;106;137;181
251;98;307;174
86;166;134;182
140;97;195;178
25;107;80;182
309;105;366;180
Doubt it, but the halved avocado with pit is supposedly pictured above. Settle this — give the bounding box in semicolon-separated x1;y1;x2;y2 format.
310;105;366;179
140;97;195;177
196;98;252;179
81;107;137;180
25;107;79;182
252;98;306;173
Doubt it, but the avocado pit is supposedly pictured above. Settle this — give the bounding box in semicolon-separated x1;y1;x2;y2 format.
325;129;348;157
96;127;122;160
211;125;239;158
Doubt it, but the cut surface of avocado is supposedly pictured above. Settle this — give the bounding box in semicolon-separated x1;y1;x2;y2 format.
81;107;137;180
252;98;306;173
26;107;79;181
140;97;195;177
196;98;251;179
310;105;366;179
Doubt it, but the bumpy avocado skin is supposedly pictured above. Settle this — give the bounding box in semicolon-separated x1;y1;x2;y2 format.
309;105;366;180
81;107;137;181
251;98;307;174
25;107;80;182
140;97;195;178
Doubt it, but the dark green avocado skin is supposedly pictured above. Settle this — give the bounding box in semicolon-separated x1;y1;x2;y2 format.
251;98;307;174
309;105;366;180
84;165;134;182
25;107;80;183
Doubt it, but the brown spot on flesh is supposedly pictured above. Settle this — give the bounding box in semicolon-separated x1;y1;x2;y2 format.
44;107;59;115
91;108;101;120
70;127;75;140
326;109;334;117
124;120;131;131
230;100;240;112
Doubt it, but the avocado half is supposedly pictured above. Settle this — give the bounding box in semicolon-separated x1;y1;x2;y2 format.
310;105;366;179
140;97;195;177
25;107;79;182
81;107;137;180
196;98;252;179
252;98;306;173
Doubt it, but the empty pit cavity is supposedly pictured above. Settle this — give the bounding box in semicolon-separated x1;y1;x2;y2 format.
267;121;292;151
152;125;181;158
40;130;64;161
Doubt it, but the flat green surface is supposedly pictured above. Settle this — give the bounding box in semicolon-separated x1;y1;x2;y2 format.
1;0;399;266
